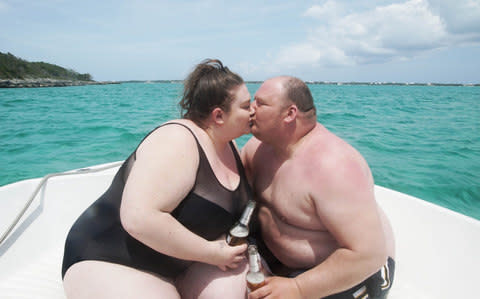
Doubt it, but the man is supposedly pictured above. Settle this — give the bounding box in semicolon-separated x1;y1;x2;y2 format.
241;76;395;299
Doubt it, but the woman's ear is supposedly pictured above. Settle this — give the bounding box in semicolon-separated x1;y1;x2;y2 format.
284;104;298;123
210;107;225;125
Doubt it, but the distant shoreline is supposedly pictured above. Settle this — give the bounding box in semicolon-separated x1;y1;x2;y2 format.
2;78;478;88
0;78;119;88
302;81;480;87
123;80;479;87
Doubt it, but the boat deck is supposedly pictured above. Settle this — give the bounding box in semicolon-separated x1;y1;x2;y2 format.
1;162;479;298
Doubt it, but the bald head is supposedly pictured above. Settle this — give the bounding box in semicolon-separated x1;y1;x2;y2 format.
263;76;316;117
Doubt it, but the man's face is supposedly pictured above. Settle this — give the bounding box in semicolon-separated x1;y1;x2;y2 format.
250;79;287;140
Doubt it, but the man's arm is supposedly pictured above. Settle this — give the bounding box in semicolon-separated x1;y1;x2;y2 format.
293;155;388;299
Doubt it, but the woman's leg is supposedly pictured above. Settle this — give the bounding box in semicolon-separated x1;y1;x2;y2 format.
176;259;248;299
63;261;180;299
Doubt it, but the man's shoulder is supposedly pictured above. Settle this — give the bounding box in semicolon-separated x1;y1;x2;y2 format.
243;135;262;149
303;126;359;161
242;136;271;157
302;128;370;181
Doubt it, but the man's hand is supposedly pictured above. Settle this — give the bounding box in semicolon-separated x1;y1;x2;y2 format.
248;276;303;299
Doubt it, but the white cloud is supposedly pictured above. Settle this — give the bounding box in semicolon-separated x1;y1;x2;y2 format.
267;0;480;74
303;0;343;22
276;43;323;68
428;0;480;41
347;0;447;56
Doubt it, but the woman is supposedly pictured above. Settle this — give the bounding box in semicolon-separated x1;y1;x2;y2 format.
62;59;252;298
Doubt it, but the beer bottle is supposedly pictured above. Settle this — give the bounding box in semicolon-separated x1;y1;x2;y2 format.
226;200;256;246
246;245;266;292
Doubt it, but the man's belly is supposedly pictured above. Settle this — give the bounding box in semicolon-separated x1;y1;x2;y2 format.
259;209;339;269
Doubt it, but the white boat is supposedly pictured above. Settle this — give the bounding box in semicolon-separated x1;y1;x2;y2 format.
1;162;479;298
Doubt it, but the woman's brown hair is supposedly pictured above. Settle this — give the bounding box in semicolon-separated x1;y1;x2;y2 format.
180;59;244;127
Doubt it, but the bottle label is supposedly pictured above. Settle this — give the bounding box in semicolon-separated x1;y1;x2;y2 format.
226;224;249;246
226;235;247;246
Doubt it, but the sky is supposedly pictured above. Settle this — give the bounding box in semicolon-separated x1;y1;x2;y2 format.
1;0;479;83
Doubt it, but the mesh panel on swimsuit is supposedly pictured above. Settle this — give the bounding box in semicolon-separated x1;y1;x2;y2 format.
125;122;246;215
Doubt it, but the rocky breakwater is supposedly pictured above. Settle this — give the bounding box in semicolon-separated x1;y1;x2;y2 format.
0;78;119;88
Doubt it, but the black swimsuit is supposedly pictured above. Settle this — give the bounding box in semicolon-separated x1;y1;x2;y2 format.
62;122;252;278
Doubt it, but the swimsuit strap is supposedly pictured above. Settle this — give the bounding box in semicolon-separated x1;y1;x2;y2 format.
159;121;202;145
132;122;202;160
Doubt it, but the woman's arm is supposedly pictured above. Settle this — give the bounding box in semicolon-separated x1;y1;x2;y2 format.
120;124;246;269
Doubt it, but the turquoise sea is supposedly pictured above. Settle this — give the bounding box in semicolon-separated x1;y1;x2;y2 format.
1;83;479;220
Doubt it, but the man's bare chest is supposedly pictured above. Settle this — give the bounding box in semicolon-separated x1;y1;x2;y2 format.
254;160;300;199
254;162;320;227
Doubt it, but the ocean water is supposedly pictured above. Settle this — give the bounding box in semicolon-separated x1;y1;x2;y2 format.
1;83;479;220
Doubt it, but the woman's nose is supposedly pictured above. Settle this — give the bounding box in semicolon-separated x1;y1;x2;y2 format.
249;101;256;114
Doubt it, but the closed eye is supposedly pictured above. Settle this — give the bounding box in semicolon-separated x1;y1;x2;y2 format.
241;99;251;109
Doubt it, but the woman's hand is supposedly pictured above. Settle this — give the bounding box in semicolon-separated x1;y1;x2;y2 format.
210;239;248;271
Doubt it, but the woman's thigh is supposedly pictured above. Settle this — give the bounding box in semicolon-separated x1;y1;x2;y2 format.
176;260;248;299
63;260;180;299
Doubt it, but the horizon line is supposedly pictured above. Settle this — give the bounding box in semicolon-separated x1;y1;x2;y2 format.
116;79;480;87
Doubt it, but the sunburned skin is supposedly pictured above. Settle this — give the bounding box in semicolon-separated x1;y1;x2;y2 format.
247;124;395;270
242;76;396;299
258;205;339;268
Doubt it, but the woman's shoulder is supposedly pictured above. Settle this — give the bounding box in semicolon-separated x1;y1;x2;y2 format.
137;120;201;157
153;119;200;139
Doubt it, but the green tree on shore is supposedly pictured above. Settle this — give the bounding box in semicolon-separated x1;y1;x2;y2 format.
0;52;93;81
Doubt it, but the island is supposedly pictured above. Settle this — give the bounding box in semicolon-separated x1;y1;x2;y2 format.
0;52;117;88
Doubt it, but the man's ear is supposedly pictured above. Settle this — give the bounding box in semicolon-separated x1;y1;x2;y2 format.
284;105;298;123
210;107;225;125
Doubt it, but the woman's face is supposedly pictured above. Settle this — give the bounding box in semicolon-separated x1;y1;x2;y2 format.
224;84;252;138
